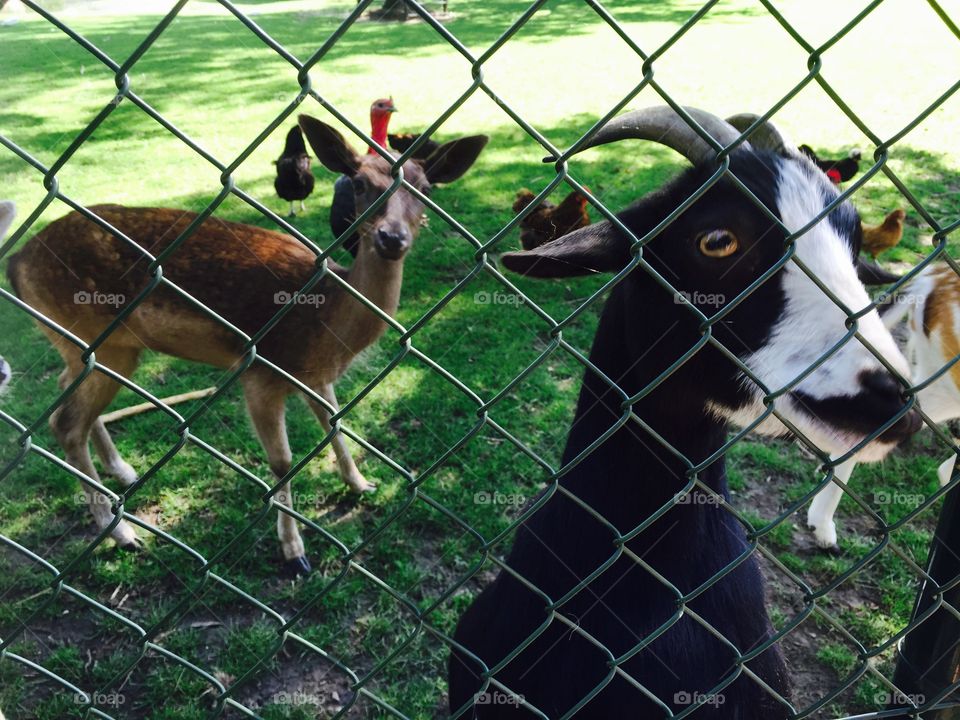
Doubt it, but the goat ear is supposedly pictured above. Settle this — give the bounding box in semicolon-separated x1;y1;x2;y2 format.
298;115;361;176
423;135;489;184
501;220;630;278
0;201;15;241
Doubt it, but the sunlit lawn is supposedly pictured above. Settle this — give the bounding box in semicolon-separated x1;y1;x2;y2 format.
0;0;958;717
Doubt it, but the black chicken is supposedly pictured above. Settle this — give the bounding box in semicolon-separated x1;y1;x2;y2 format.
798;144;861;184
274;126;315;217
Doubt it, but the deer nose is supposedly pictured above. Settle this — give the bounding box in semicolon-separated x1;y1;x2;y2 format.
375;227;410;258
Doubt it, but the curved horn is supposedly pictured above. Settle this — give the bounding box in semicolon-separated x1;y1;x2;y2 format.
725;113;795;155
570;106;748;166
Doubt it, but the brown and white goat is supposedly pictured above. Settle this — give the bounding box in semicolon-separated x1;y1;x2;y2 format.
8;116;487;574
808;265;960;549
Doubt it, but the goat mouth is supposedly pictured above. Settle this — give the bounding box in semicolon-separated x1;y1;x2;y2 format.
789;390;923;449
876;408;923;443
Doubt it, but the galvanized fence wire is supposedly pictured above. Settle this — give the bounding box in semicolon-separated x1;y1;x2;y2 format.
0;0;958;717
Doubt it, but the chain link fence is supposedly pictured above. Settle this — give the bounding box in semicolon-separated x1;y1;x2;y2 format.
0;0;959;718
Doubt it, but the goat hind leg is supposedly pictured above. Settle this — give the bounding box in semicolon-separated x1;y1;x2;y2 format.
243;375;310;574
307;384;374;493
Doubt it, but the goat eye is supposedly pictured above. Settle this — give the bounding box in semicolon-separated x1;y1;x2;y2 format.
697;230;739;258
352;177;367;194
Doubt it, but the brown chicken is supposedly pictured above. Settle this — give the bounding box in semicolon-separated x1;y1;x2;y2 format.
862;209;906;257
513;188;591;250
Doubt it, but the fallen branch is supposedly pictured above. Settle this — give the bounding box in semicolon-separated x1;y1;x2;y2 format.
101;387;216;424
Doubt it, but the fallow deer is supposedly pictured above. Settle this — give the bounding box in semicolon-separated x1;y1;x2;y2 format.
8;116;487;574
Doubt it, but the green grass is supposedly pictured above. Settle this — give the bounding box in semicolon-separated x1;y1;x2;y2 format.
1;1;959;718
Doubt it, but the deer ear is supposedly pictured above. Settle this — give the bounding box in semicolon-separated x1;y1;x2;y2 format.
298;115;361;176
0;201;15;242
501;220;630;278
423;135;489;184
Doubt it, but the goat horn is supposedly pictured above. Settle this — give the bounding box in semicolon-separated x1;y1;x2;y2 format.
565;106;747;166
725;113;795;155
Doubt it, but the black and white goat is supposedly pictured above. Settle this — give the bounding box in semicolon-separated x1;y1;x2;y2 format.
448;107;921;718
807;265;960;549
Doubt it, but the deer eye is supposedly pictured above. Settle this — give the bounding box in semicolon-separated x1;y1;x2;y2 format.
697;230;739;258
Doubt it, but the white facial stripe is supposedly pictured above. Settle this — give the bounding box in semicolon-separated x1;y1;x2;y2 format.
718;158;910;459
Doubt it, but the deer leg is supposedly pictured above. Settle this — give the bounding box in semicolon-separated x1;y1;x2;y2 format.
299;200;306;212
243;374;310;575
91;418;138;487
306;384;375;493
50;347;142;549
807;458;856;552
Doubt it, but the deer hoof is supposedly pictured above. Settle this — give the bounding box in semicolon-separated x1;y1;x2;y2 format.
112;521;141;550
106;460;139;487
285;556;312;577
117;536;144;552
347;475;377;493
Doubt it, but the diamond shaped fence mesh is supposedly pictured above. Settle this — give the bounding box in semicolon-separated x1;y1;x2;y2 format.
0;0;959;718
